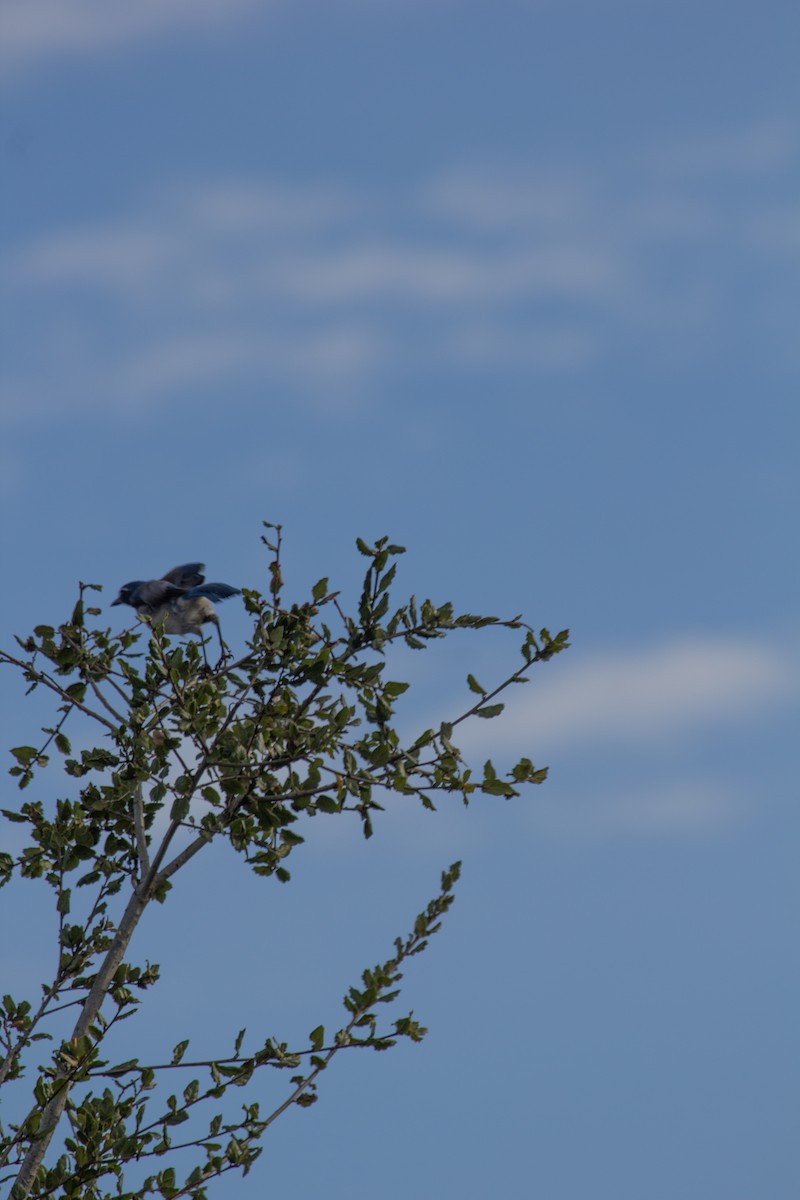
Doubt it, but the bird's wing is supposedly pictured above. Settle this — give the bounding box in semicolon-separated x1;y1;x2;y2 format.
161;563;206;588
135;579;187;609
184;582;241;603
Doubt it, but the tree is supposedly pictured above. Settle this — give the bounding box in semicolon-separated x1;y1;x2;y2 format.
0;526;569;1199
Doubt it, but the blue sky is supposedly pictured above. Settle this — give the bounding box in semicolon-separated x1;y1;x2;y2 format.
1;1;798;1197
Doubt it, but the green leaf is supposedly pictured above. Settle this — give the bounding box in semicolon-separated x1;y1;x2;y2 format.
0;853;14;885
172;1040;190;1065
10;746;38;766
106;1058;140;1078
170;795;190;822
466;674;486;695
312;577;329;601
476;703;504;719
309;1025;325;1052
383;681;410;697
511;756;532;780
316;795;341;813
481;779;516;797
81;748;119;770
510;757;549;785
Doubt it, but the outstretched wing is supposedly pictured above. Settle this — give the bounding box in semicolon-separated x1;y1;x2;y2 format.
184;582;241;603
134;578;187;609
161;563;206;588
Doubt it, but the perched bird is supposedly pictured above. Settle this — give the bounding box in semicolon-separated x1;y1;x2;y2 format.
111;562;240;665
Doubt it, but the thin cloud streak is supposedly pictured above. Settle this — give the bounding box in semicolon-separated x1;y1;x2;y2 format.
17;226;179;291
121;327;383;396
12;225;618;307
463;636;797;754
532;778;747;839
0;326;384;421
651;121;798;177
283;244;617;304
442;323;596;369
0;0;263;68
4;129;798;420
421;169;591;231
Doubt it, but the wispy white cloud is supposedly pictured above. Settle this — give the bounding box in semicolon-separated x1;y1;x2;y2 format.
10;180;356;295
3;118;798;422
17;225;179;291
15;178;356;282
651;121;797;177
1;172;625;419
0;0;263;69
281;242;618;304
120;327;383;397
179;181;359;236
11;210;618;307
0;0;685;75
462;635;797;754
441;323;596;370
421;169;590;231
532;777;746;839
0;325;384;421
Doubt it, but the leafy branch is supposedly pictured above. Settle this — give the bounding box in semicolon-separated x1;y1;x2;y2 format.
0;528;568;1198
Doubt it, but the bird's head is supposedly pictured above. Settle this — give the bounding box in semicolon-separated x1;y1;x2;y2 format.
111;581;143;608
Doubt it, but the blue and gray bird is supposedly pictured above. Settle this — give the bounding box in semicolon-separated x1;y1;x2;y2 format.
111;563;240;664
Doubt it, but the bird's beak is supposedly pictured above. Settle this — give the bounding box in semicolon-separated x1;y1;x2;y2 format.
111;597;123;606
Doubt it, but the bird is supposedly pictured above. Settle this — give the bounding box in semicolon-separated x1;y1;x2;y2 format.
111;563;241;666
